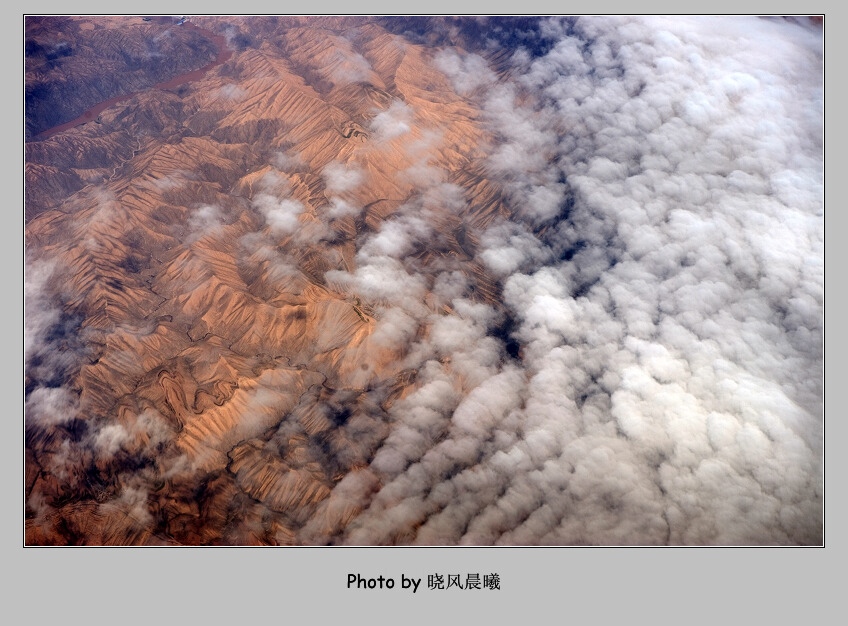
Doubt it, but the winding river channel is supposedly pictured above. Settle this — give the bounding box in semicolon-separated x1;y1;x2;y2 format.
33;21;232;141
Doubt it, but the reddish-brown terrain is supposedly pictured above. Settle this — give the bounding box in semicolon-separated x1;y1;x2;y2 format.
25;16;823;547
25;15;516;545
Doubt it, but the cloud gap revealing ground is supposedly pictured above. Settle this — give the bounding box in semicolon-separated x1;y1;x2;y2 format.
24;15;823;546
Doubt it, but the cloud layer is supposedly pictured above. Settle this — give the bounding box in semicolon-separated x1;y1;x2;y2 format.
25;16;823;545
322;16;823;545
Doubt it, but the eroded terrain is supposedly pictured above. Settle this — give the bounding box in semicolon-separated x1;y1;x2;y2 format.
25;16;824;546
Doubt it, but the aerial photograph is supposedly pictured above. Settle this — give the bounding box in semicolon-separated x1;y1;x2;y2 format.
24;15;823;546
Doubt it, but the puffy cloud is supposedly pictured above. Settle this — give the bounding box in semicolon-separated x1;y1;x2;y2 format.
478;221;552;278
370;306;419;349
253;195;304;236
327;254;427;309
322;161;364;194
25;256;90;410
25;386;80;427
322;161;364;219
92;409;172;459
326;197;359;219
361;215;431;259
327;46;374;85
434;49;497;95
369;100;413;142
26;16;822;547
187;204;226;242
24;257;60;363
333;16;823;545
271;150;306;172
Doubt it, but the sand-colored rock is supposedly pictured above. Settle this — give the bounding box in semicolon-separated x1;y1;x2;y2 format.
25;15;518;545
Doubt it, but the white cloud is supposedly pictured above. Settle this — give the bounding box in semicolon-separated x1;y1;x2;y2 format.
26;16;822;547
187;204;225;242
26;387;80;426
434;49;497;95
254;195;304;236
369;100;413;142
323;161;364;194
335;16;823;545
